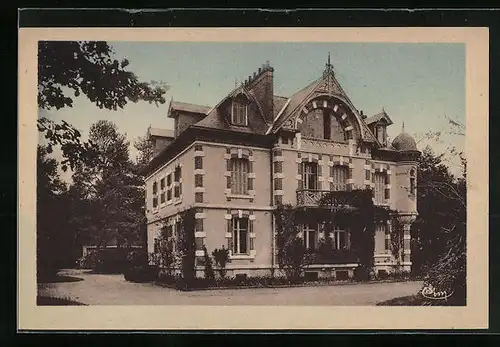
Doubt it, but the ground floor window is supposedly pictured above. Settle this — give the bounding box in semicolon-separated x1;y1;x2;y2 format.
333;226;350;250
232;217;249;254
302;223;318;251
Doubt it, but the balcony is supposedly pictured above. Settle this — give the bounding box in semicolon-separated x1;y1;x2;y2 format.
309;249;358;265
296;189;358;208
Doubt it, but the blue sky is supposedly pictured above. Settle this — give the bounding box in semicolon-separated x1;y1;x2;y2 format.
39;42;465;178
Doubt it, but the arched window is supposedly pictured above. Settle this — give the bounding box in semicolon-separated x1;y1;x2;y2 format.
230;158;249;195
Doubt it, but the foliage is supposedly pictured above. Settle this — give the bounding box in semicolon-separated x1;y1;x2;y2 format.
212;246;230;279
155;224;175;273
273;204;314;281
68;120;146;250
133;131;155;168
390;217;405;273
37;40;168;170
37;145;74;280
124;265;159;283
202;245;215;281
175;208;196;285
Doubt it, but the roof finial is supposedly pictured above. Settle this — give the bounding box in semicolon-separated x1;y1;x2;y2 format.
402;121;405;133
323;52;334;77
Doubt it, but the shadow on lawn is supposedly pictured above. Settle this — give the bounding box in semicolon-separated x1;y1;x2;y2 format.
37;296;87;306
377;294;465;306
37;274;84;284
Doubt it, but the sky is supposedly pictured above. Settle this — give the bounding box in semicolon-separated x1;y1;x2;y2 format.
39;42;465;180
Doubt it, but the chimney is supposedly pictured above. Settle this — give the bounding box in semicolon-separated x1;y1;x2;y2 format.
243;61;274;123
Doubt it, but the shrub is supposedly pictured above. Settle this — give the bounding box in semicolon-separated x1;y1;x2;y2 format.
202;245;215;281
124;265;159;283
353;265;371;282
212;246;230;278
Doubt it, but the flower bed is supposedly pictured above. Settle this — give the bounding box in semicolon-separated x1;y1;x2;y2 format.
154;272;418;291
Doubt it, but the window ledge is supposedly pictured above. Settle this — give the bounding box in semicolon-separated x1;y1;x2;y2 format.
230;253;256;260
174;198;182;205
226;194;253;200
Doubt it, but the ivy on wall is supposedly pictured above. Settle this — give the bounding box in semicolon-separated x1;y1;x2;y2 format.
175;208;196;283
274;189;396;278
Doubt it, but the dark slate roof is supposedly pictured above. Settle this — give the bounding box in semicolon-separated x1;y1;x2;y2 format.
365;110;394;126
168;100;212;116
269;77;323;132
273;95;289;119
392;132;418;151
148;127;174;138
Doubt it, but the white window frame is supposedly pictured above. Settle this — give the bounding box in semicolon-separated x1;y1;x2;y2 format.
302;223;318;250
331;165;348;191
231;101;248;126
373;171;386;204
302;162;318;190
230;158;250;195
232;217;249;255
333;226;350;250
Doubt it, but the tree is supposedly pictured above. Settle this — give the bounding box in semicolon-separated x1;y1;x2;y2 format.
38;41;168;170
69;120;145;250
37;145;73;279
133;131;155;169
273;204;314;281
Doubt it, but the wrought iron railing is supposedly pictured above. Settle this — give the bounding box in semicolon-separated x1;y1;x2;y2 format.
296;189;358;208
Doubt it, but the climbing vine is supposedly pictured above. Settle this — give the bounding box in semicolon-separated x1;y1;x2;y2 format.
274;188;395;280
175;208;196;283
390;217;405;274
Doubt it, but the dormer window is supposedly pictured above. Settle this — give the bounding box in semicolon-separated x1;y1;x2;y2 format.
231;100;248;126
375;124;387;146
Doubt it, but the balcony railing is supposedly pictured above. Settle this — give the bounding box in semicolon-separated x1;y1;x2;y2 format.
309;249;358;265
296;189;358;208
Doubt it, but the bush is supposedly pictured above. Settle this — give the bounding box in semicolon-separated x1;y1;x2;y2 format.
124;265;159;283
353;266;371;282
212;246;230;279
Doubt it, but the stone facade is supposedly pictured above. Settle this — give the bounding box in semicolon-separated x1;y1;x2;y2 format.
143;58;421;279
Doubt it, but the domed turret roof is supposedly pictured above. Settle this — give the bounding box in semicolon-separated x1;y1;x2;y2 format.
392;131;417;151
392;122;417;151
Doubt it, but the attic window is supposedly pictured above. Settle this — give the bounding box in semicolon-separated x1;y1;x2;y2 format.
376;124;387;146
231;100;248;126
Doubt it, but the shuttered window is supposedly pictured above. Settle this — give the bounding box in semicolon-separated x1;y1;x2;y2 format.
374;172;386;203
331;165;348;191
230;158;249;195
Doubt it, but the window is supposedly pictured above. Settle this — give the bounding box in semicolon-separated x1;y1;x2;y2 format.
195;156;203;170
166;173;172;201
152;181;158;208
232;217;249;254
302;162;318;190
231;101;248;126
331;166;348;191
323;111;331;139
373;172;386;203
302;224;318;251
195;174;203;187
376;125;386;145
230;158;249;195
160;178;166;204
333;226;349;250
174;166;182;198
409;169;416;195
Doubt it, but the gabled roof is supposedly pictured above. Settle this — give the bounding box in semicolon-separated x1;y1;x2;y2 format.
365;109;394;126
268;77;323;133
167;100;212;118
148;127;174;138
